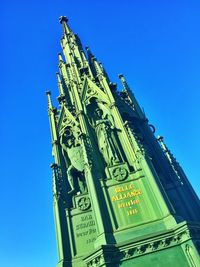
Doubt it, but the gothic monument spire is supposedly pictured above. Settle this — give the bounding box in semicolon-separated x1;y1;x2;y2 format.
47;17;200;267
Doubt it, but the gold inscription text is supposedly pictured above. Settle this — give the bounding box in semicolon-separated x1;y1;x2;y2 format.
112;189;142;202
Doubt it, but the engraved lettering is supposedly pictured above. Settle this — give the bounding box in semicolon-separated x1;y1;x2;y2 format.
112;190;142;202
118;199;140;208
127;208;138;216
115;184;135;193
86;237;96;244
76;220;95;231
112;184;142;216
81;215;92;221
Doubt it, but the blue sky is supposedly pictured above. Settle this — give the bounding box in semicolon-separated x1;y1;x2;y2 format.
1;1;200;266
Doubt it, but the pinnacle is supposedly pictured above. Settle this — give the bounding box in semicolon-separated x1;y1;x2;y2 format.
58;53;63;62
59;16;68;24
157;135;164;141
46;90;51;95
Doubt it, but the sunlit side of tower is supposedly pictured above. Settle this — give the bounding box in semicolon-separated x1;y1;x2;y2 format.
46;17;200;267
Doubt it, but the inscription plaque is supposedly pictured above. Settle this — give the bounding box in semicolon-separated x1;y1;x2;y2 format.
72;212;97;255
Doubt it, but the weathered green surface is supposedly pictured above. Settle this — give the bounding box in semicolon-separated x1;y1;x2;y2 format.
47;16;200;267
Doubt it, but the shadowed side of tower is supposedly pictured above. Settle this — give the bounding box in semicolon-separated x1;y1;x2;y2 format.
46;17;200;267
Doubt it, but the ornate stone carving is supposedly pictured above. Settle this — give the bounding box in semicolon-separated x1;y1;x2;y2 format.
84;226;192;266
51;163;63;198
88;99;123;167
86;255;104;267
112;166;128;181
60;126;87;195
123;249;132;259
86;87;96;96
77;196;91;211
94;108;120;166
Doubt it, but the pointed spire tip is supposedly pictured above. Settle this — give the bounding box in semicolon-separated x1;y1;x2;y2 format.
59;16;68;24
157;136;164;143
46;90;51;95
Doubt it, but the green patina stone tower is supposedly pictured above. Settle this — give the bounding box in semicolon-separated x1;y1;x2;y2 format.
46;17;200;267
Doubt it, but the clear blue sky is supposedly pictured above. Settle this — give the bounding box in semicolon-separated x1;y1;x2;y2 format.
1;1;200;266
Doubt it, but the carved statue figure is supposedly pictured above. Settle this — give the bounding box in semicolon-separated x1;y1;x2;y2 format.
93;107;122;166
60;127;87;194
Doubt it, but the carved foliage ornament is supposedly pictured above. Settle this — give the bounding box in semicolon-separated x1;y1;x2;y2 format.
112;166;128;181
77;196;91;211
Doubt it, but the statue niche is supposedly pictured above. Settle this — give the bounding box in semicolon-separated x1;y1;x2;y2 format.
88;100;123;167
60;126;87;195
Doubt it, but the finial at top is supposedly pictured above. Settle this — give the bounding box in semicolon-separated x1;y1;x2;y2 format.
85;46;91;54
86;46;95;60
46;90;54;110
157;135;164;142
59;16;68;24
58;53;64;62
118;74;126;83
46;90;51;95
118;74;128;90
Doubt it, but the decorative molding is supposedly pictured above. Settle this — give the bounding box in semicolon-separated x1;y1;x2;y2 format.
105;162;129;181
85;225;192;266
77;196;91;211
112;166;128;182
